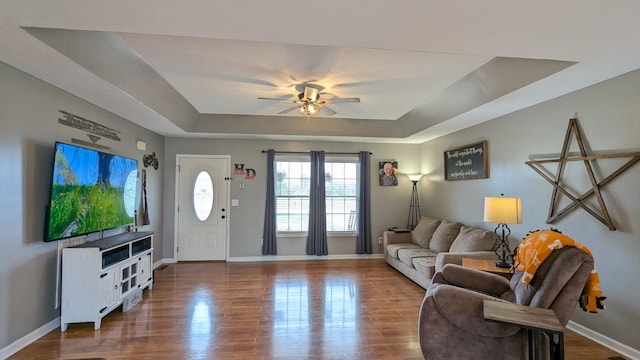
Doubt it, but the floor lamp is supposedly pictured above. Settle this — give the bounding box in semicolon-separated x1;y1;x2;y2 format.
407;174;423;230
484;195;522;268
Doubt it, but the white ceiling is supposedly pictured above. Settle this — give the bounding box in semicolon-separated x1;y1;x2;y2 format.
1;1;639;143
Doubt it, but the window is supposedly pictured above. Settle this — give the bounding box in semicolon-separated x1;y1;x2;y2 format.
275;156;358;233
325;160;357;232
193;170;214;221
275;159;310;232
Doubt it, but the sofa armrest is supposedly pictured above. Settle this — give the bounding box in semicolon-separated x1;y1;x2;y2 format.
435;251;496;272
425;284;521;337
383;231;411;246
433;263;511;297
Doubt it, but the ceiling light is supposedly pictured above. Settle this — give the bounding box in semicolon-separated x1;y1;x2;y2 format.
299;102;319;115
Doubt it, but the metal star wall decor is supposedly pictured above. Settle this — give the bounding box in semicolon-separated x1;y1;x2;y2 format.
525;118;640;231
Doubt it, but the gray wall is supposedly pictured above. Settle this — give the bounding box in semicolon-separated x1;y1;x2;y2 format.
0;62;164;350
418;69;640;350
163;139;421;259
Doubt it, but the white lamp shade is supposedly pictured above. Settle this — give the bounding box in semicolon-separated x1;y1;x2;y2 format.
407;173;423;182
484;197;522;224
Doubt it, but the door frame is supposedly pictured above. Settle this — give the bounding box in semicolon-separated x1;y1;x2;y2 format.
173;154;231;262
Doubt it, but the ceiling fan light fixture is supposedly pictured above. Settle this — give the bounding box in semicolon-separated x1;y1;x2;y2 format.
299;102;319;115
258;84;359;117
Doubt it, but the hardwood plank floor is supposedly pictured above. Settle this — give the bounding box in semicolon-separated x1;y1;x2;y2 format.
9;259;625;359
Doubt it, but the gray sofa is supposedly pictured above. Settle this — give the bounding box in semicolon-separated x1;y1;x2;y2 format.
383;217;498;289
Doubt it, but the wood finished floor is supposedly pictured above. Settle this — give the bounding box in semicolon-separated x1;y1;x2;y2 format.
10;259;625;359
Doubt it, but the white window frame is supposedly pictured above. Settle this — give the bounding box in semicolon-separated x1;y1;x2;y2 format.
275;155;310;235
324;155;358;235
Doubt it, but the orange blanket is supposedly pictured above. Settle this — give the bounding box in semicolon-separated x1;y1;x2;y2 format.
514;229;606;313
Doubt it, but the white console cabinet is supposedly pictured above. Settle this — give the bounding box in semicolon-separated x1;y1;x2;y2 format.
61;231;154;331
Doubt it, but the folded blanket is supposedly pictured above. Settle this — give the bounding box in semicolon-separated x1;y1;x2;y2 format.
514;229;606;313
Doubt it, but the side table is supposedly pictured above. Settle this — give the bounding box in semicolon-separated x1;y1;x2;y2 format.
462;257;513;279
388;227;411;233
483;299;565;360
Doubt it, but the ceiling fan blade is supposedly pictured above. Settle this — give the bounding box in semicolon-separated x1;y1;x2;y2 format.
258;96;296;102
277;105;301;115
320;105;337;116
322;97;361;104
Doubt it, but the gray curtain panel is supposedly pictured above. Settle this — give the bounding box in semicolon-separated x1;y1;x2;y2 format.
306;151;328;256
356;151;372;254
262;149;277;255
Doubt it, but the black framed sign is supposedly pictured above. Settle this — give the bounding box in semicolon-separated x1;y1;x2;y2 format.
444;141;489;181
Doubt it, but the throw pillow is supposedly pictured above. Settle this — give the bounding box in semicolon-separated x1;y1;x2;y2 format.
411;218;441;248
429;220;462;252
449;225;497;252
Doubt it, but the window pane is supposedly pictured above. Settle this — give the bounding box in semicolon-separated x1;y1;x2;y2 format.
325;159;358;232
276;160;310;232
327;214;343;232
193;171;214;221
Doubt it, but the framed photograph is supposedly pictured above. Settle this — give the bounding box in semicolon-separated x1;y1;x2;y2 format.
444;141;489;181
378;161;398;186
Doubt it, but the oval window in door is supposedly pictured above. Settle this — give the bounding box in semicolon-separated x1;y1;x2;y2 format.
193;170;214;221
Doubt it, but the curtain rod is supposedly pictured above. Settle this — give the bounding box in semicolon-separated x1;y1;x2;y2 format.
261;150;372;155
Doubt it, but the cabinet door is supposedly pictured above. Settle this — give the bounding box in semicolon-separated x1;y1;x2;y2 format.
139;252;152;286
119;259;138;297
98;268;119;313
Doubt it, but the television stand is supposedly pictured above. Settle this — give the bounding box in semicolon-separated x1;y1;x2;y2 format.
60;231;154;331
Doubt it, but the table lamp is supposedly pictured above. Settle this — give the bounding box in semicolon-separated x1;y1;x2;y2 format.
484;195;522;268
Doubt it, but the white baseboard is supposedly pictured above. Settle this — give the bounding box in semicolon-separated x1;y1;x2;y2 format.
160;254;384;264
0;317;60;359
226;253;384;262
567;320;640;360
154;258;175;267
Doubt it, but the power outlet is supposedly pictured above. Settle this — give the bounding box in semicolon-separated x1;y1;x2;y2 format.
378;236;383;244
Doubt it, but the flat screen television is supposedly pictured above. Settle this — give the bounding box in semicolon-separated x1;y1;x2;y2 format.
44;142;138;242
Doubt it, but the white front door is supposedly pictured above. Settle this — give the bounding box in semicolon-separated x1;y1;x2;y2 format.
176;156;229;261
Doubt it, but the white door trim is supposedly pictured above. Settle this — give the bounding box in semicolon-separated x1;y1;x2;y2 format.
173;154;231;262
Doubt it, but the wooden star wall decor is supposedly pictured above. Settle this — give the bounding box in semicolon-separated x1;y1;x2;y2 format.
525;118;640;231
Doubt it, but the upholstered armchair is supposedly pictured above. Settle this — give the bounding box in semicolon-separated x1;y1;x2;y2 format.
418;247;594;360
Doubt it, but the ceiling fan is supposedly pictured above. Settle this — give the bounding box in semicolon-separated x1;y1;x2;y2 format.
258;85;360;116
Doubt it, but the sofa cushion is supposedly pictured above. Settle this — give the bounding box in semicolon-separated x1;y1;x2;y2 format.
429;220;463;252
397;248;438;267
386;243;421;259
449;225;496;252
413;257;437;279
411;218;442;247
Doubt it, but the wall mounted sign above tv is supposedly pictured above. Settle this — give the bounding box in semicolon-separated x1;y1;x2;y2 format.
444;141;489;181
44;142;138;242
